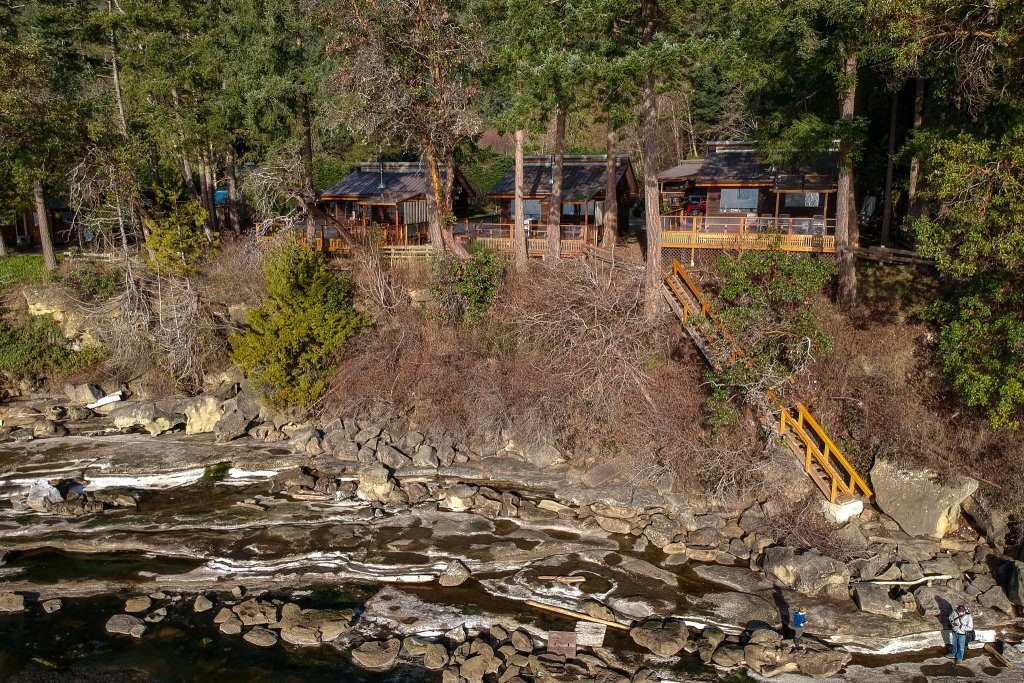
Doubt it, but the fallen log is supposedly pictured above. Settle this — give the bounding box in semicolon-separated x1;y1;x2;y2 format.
537;576;586;584
857;574;952;587
524;600;630;631
984;643;1012;668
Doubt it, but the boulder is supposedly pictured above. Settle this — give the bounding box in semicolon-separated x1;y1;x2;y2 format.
280;624;321;647
355;462;394;502
352;639;401;670
214;396;258;443
962;494;1010;552
233;599;278;626
444;484;478;512
0;592;26;612
377;444;412;470
124;596;152;613
438;560;471;587
711;643;745;667
193;594;214;612
25;480;63;512
460;653;499;683
180;395;223;435
515;442;565;468
64;382;104;405
41;599;62;613
1009;560;1024;607
33;419;68;438
761;546;851;598
595;516;633;535
412;444;439;468
790;648;852;679
109;401;185;435
243;626;279;648
105;614;146;638
424;643;449;669
978;586;1014;613
870;459;978;538
853;584;905;618
629;619;689;658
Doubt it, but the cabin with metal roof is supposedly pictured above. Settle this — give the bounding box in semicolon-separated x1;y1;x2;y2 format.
316;161;475;245
485;155;638;245
658;142;841;255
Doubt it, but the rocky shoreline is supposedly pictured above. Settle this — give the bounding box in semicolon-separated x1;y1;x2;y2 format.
2;386;1023;681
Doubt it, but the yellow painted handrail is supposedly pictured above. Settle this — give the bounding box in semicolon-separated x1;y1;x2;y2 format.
778;402;873;502
664;259;872;504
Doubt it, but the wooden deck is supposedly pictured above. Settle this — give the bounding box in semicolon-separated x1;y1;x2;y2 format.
661;214;837;254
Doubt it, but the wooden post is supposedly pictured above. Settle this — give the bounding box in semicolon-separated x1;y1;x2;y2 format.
823;193;830;230
395;204;401;245
774;192;781;221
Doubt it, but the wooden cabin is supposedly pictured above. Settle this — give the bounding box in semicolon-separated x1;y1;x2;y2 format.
316;162;475;245
1;205;73;251
483;155;638;250
659;142;840;254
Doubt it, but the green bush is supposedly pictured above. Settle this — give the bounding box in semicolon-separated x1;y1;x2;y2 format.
429;247;505;325
60;263;123;301
0;313;105;382
145;183;215;276
0;254;48;291
229;243;371;410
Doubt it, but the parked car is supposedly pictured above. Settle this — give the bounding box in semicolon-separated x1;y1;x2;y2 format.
684;194;707;215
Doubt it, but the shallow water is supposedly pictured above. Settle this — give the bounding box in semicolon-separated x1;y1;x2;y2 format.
0;593;432;683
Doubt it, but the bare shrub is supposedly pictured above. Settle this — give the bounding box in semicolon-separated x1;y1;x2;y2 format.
326;257;786;500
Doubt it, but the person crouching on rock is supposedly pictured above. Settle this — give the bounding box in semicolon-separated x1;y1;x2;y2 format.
791;607;806;646
949;605;973;663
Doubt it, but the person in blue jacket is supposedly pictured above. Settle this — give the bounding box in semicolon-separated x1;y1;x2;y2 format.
791;607;807;645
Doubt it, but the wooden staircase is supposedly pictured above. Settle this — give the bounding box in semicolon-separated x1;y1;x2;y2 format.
662;259;873;505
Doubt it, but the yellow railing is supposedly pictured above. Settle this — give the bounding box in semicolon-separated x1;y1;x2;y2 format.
663;260;744;363
660;214;837;254
779;402;873;503
664;258;871;504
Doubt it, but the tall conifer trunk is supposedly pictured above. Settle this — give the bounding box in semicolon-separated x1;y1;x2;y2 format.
513;128;528;271
545;107;565;262
603;124;618;249
301;93;315;216
835;51;859;309
880;89;898;246
640;0;661;319
225;145;242;236
907;78;925;218
33;180;57;272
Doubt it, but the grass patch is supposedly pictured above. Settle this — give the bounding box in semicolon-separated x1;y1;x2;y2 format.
0;254;49;292
202;462;231;483
0;313;106;382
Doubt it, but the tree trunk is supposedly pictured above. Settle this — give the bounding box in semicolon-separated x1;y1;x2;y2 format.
835;51;859;309
197;159;217;241
301;93;315;215
545;106;565;262
513;128;528;271
33;180;58;272
108;0;129;141
423;143;469;258
0;224;8;256
880;89;898;247
440;151;469;257
603;123;619;249
225;145;242;236
641;70;662;320
907;77;925;218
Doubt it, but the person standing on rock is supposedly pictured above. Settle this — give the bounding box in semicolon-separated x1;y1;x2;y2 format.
949;605;973;663
790;608;806;646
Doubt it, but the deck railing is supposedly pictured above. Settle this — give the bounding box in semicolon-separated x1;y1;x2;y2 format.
660;213;837;253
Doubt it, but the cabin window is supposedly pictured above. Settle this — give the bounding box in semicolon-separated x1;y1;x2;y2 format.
515;200;542;222
784;192;821;208
719;188;759;213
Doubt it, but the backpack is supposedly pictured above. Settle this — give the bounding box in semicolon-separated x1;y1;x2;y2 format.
793;611;806;628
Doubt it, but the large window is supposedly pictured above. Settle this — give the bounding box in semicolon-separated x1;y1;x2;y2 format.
515;199;543;222
719;188;759;213
784;192;822;208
